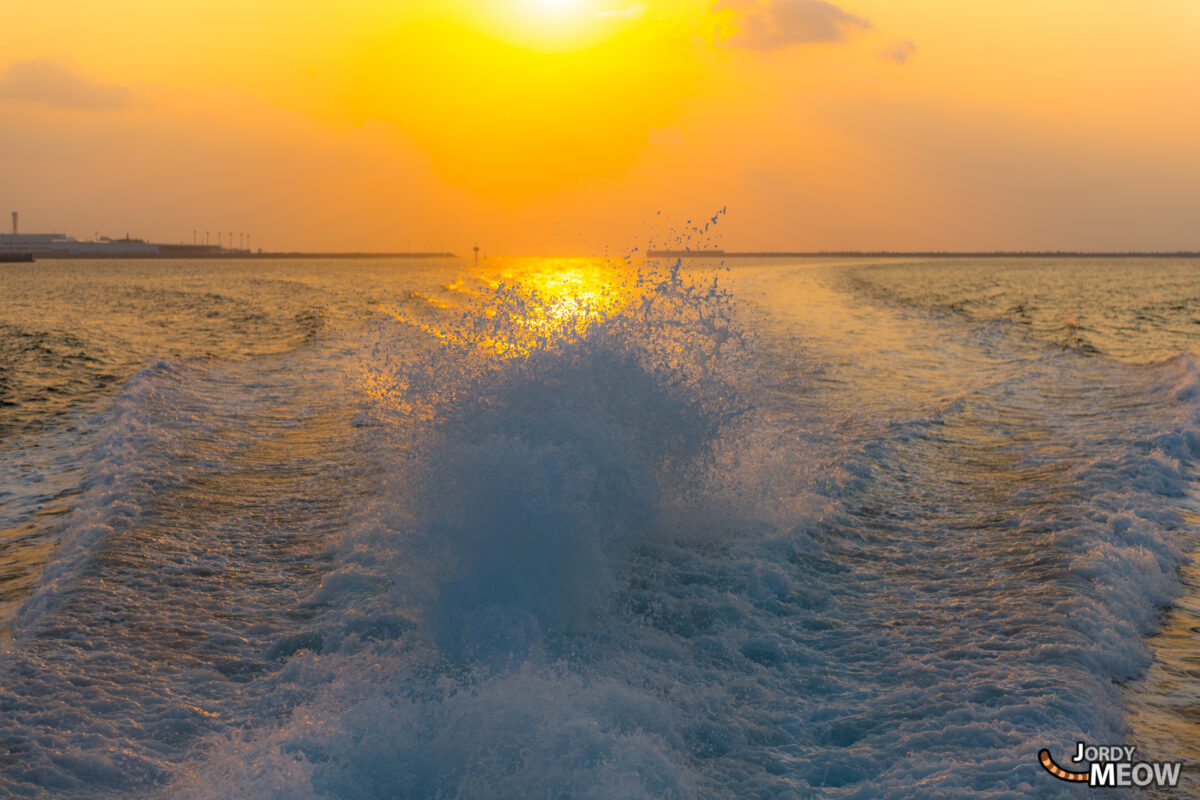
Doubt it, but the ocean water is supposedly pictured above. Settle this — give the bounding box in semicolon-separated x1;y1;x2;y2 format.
1;255;1198;798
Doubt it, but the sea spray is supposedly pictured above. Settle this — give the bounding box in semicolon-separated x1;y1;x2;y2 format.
350;260;745;660
171;260;751;797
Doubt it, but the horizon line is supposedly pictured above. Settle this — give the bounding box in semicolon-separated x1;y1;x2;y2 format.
14;249;1200;261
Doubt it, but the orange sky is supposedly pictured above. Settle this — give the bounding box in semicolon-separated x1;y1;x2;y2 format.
2;0;1198;253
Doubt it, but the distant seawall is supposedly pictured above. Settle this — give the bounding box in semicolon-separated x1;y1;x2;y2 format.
28;252;458;260
647;250;1200;259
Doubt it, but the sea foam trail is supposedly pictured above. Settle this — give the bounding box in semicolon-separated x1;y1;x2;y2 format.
168;261;1195;799
0;347;359;798
5;259;1198;798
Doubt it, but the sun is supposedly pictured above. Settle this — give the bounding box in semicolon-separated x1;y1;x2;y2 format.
479;0;602;52
535;0;581;13
457;0;634;54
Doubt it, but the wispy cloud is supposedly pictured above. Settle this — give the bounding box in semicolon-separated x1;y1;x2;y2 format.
880;39;916;64
596;4;648;20
0;59;135;111
713;0;872;50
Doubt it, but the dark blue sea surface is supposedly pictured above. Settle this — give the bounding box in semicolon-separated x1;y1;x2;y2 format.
0;256;1198;798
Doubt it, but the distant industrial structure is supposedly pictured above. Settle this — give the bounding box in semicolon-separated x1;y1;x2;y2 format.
0;212;247;259
0;212;456;260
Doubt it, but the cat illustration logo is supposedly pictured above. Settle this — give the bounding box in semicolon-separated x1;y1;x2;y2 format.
1039;743;1183;788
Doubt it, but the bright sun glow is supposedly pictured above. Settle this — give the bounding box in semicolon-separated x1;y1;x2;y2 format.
464;0;606;54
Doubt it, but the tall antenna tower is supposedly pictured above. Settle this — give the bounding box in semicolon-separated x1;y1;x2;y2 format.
11;212;17;236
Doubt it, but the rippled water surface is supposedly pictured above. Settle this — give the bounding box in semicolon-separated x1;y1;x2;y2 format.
1;256;1198;798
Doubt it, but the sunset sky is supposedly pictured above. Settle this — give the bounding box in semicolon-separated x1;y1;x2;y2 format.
2;0;1198;254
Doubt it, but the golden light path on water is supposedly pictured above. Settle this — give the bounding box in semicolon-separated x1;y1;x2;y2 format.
359;257;641;409
487;257;636;343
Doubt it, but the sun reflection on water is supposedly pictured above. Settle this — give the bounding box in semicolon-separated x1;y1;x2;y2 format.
359;257;643;410
498;257;631;327
457;257;639;358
